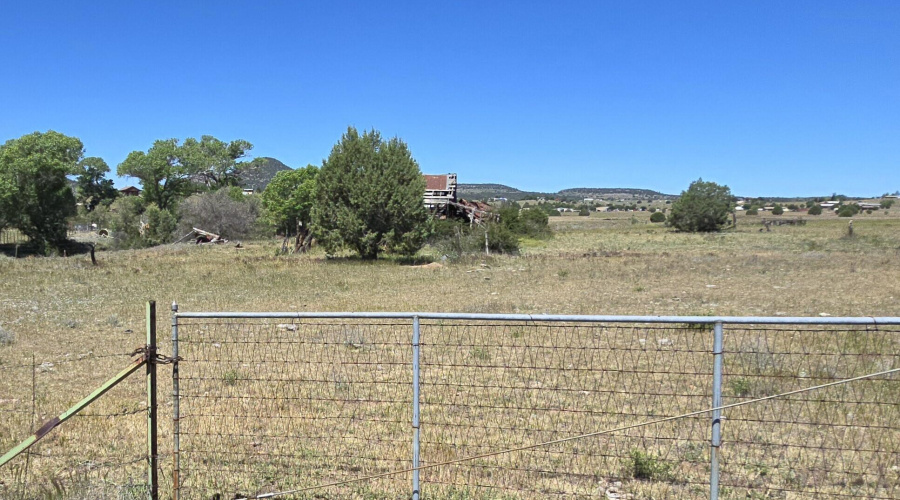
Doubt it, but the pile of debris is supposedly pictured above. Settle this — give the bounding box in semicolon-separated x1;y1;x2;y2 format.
175;227;231;245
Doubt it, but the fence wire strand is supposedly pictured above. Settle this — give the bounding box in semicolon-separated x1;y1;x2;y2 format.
172;318;899;499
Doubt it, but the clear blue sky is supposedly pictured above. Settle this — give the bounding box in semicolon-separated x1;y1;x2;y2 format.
2;1;898;197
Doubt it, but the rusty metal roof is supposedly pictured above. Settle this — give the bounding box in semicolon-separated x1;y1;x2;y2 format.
424;175;450;190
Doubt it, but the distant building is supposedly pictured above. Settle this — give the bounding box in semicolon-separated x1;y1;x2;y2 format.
242;188;255;196
120;186;141;197
423;173;458;212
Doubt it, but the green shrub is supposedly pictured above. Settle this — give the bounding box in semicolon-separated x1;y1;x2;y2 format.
771;205;784;215
746;208;758;216
881;199;895;209
649;212;666;223
666;179;733;232
807;205;823;215
519;208;550;238
837;204;860;217
624;450;673;481
578;207;590;216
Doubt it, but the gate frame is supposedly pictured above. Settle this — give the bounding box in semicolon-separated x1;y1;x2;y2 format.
171;308;900;500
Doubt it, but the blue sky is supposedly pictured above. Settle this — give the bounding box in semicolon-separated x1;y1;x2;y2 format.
1;1;898;197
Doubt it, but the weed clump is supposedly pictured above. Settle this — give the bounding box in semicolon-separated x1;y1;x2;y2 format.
624;449;674;481
0;325;14;346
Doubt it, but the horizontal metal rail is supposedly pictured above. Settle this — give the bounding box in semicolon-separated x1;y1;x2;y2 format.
174;311;900;325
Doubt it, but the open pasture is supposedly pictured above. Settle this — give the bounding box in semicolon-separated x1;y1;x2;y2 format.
1;212;899;498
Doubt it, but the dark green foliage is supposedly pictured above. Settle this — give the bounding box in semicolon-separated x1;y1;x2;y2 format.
881;199;895;209
142;204;177;245
0;131;82;250
519;208;551;237
746;208;758;216
578;206;590;216
312;127;429;259
807;205;823;215
771;204;784;215
650;211;666;223
94;197;176;248
261;165;318;235
75;157;118;211
117;135;256;211
666;179;733;232
837;204;860;217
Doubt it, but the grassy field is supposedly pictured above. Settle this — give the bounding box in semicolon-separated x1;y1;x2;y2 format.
1;211;899;498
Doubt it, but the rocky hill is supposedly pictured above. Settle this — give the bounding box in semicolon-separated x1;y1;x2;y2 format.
239;157;292;191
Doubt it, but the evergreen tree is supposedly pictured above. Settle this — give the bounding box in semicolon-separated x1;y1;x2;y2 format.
313;127;428;259
666;179;733;232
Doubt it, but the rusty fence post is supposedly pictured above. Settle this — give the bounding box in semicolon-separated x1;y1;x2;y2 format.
147;301;159;500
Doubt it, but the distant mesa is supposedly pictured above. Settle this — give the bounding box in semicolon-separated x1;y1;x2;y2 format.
457;183;672;201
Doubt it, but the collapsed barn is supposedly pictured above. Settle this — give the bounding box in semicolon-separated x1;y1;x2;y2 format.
424;173;493;224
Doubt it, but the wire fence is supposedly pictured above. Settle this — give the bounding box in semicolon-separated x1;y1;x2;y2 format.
0;229;29;246
0;348;153;499
172;312;900;500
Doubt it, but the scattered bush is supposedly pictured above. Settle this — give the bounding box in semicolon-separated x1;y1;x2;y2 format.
881;199;895;209
746;208;758;216
518;208;551;238
837;204;860;217
624;450;673;481
771;205;784;215
666;179;733;232
578;207;590;216
649;212;666;223
177;188;262;240
0;325;14;346
807;205;823;216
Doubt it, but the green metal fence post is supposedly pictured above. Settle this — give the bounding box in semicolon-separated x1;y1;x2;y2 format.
147;301;159;500
0;357;146;468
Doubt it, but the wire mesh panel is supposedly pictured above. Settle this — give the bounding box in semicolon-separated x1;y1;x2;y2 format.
171;313;900;500
175;318;413;498
419;321;716;499
719;325;900;499
0;351;149;499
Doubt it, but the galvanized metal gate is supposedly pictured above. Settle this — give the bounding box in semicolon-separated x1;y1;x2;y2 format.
170;308;900;500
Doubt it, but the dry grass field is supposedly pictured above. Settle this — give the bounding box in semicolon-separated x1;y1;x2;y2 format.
1;210;899;499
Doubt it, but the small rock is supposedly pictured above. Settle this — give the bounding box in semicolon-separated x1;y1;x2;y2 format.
706;285;717;288
658;338;673;346
277;324;298;331
38;362;54;372
819;313;831;317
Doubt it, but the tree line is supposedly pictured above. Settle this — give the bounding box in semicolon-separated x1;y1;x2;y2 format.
0;127;457;259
